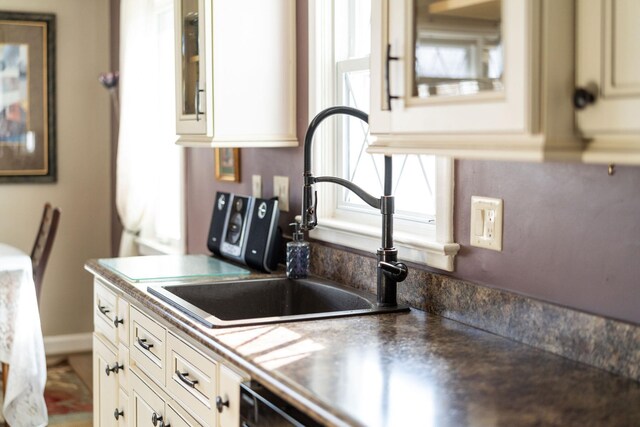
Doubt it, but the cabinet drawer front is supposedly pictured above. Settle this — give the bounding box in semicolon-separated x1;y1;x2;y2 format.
167;333;217;425
94;280;118;345
130;307;166;386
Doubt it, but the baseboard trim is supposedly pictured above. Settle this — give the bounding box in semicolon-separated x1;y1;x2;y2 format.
44;332;92;355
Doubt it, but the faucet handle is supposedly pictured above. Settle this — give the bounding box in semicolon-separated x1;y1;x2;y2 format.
303;190;318;230
379;261;408;282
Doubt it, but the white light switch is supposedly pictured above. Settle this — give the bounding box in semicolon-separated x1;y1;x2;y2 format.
470;196;503;251
273;176;289;212
252;175;262;198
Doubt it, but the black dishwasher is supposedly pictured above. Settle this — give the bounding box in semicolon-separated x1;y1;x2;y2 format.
239;381;322;427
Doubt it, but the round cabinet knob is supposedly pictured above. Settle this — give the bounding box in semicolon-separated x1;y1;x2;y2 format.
152;413;162;426
573;87;597;109
152;413;170;427
105;362;123;376
216;395;229;413
114;316;124;327
114;408;124;420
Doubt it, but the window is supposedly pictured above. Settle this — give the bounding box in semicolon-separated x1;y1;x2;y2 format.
133;0;186;255
308;0;457;271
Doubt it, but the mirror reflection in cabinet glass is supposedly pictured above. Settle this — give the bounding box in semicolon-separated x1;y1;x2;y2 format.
181;0;199;115
412;0;503;99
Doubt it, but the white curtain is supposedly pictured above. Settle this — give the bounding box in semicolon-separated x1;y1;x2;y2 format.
117;0;165;256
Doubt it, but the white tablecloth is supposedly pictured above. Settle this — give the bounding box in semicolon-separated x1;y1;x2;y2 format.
0;243;48;427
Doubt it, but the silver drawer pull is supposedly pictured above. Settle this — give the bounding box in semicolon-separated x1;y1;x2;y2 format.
152;412;170;427
137;337;154;351
176;370;199;388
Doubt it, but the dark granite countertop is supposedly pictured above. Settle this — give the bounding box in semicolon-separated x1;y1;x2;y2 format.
86;258;640;427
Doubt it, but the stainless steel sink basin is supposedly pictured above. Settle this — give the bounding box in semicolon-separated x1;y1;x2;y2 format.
148;277;408;328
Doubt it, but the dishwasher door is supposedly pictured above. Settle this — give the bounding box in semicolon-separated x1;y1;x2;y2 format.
239;381;322;427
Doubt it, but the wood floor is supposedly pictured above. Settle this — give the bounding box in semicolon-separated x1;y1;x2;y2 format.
67;352;92;393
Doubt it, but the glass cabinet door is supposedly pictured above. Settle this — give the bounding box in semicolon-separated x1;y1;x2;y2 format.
411;0;503;100
370;0;532;137
175;0;207;134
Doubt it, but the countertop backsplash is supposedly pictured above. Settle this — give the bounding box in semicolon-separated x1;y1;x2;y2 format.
310;242;640;382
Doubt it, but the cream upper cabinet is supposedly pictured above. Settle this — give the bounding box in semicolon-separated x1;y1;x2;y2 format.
577;0;640;164
368;0;582;161
174;0;298;148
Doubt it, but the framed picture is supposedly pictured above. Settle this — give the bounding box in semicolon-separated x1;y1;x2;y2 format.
215;148;240;182
0;12;56;183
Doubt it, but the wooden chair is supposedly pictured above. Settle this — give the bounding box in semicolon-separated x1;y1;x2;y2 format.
30;202;61;303
2;203;61;406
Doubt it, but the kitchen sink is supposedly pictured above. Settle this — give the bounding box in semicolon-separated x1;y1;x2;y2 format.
148;277;408;328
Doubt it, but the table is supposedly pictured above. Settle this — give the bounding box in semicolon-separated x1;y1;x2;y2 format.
0;243;47;427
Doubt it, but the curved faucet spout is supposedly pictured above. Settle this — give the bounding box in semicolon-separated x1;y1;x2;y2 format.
301;106;408;307
302;106;370;231
304;106;368;173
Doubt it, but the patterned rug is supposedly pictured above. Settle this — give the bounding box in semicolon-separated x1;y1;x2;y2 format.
44;362;92;425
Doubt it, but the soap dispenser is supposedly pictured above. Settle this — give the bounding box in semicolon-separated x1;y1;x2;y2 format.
286;217;310;279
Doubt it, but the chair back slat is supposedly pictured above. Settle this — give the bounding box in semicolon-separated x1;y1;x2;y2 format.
30;202;61;303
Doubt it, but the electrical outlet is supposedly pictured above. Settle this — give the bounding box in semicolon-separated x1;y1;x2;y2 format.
470;196;503;251
273;176;289;212
252;175;262;198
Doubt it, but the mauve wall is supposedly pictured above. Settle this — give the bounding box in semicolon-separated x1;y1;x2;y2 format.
453;161;640;324
186;0;640;325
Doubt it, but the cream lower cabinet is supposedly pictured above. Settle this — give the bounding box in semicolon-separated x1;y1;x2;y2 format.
93;279;248;427
94;335;125;426
576;0;640;164
94;279;130;427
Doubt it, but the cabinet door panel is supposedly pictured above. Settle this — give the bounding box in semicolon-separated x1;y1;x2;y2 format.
174;0;208;134
218;364;247;427
93;335;119;427
577;0;640;136
371;0;531;135
131;373;165;427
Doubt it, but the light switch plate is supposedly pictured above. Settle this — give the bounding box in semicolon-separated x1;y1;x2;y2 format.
273;176;289;212
252;175;262;198
470;196;503;251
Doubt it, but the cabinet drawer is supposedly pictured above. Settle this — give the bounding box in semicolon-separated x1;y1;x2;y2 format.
94;280;118;345
167;332;217;425
130;307;166;386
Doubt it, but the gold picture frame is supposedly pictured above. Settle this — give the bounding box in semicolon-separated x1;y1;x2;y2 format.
0;12;56;183
214;148;240;182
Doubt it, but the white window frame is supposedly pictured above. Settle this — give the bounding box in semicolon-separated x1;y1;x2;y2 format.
308;0;458;271
135;0;187;256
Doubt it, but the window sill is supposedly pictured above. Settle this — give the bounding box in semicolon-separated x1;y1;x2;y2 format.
135;236;185;256
310;218;459;271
